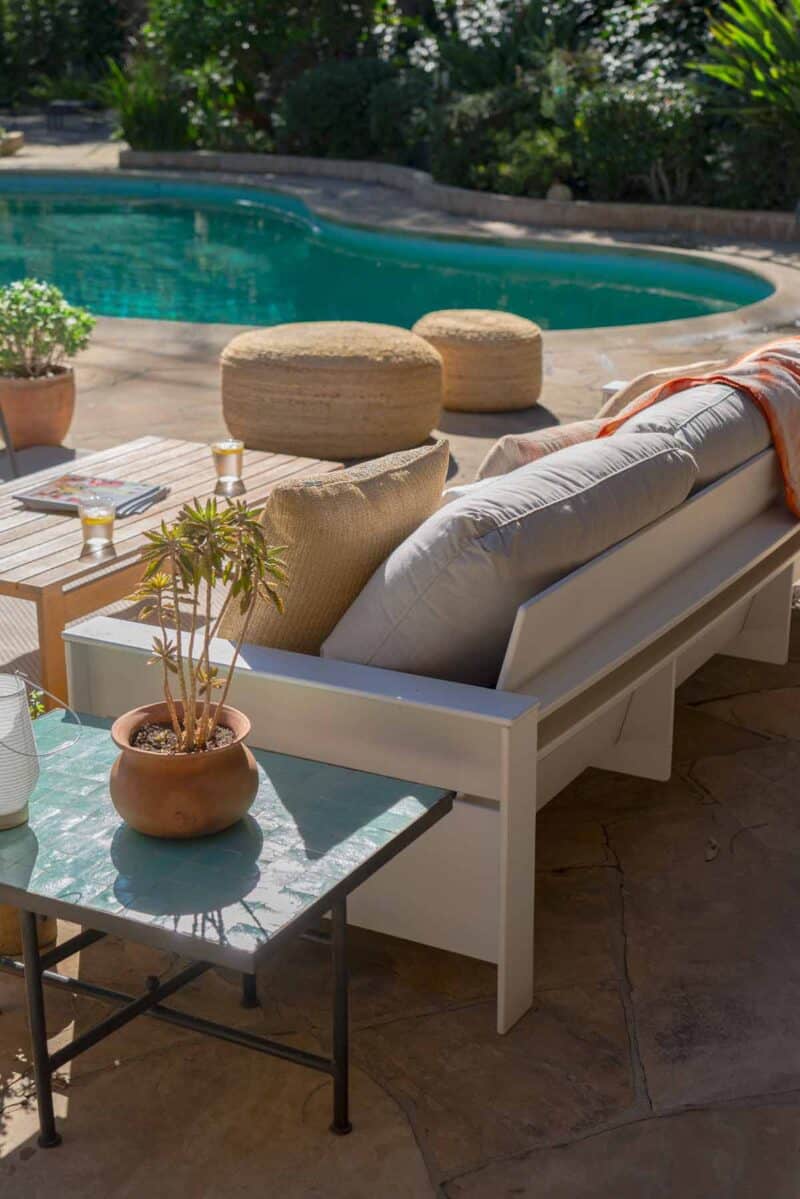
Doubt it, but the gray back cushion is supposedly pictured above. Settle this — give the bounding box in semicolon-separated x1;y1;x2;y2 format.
617;383;770;487
322;433;698;686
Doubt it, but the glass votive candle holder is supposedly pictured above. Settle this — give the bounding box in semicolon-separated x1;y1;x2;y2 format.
212;438;245;496
79;494;115;551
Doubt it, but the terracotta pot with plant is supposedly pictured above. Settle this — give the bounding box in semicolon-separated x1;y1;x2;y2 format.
0;279;95;450
110;497;287;839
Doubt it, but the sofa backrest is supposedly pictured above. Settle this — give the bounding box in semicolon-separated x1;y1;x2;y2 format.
614;382;771;487
497;446;783;699
322;432;698;687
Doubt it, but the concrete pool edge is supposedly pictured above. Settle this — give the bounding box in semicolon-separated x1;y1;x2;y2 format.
119;148;800;245
1;163;797;348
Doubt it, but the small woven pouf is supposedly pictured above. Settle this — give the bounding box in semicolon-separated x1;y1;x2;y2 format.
221;321;443;459
412;309;542;412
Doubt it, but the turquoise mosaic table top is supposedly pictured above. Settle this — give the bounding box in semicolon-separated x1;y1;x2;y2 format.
0;712;452;969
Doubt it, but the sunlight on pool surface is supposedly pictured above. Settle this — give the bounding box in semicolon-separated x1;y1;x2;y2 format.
0;174;773;328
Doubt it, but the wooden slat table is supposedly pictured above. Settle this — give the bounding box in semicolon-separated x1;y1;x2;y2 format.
0;437;341;702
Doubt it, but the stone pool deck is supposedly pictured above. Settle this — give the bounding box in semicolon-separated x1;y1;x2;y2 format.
3;122;800;1197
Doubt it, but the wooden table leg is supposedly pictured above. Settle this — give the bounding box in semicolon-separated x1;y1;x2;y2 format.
36;589;68;707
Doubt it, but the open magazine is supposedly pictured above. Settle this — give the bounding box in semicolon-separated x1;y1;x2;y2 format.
13;473;168;515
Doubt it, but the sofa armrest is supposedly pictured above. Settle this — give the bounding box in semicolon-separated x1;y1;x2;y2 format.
65;616;539;800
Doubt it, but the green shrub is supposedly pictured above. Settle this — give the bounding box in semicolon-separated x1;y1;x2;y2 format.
0;0;126;104
488;128;573;197
706;117;800;211
105;57;194;152
430;82;540;190
184;56;271;152
0;280;95;379
574;80;706;203
277;58;395;159
367;69;433;165
595;0;716;82
143;0;381;107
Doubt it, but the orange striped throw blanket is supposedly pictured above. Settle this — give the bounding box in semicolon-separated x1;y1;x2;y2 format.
598;337;800;517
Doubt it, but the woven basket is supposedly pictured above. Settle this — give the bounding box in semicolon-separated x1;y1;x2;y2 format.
221;321;443;459
412;309;542;413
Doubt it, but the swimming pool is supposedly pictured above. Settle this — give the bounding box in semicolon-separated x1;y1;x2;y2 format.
0;173;773;329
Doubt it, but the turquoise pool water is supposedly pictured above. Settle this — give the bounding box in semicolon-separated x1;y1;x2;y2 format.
0;174;773;329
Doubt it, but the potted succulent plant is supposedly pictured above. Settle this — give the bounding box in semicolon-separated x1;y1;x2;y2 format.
109;497;287;839
0;279;95;449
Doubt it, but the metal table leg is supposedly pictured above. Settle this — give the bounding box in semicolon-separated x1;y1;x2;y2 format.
330;896;352;1135
20;911;61;1148
241;972;259;1009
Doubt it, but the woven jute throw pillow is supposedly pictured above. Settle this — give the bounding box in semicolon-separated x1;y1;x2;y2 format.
221;438;450;654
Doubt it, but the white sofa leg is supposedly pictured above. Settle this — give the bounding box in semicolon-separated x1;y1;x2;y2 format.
591;659;677;782
496;720;539;1034
725;562;794;665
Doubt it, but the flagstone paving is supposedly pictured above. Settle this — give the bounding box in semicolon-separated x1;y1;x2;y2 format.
3;606;800;1195
3;120;800;1197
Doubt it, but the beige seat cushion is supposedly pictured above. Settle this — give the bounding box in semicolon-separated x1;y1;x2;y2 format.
221;439;450;654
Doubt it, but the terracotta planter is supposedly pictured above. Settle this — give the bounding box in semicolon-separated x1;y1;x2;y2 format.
0;367;75;449
110;702;260;839
0;131;24;157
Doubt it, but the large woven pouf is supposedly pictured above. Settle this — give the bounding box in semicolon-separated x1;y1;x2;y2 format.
221;322;443;459
412;309;542;413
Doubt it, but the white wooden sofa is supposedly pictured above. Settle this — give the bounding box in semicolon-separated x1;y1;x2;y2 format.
63;443;800;1035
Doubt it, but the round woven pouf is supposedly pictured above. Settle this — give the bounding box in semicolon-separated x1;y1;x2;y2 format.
221;321;443;459
412;309;542;413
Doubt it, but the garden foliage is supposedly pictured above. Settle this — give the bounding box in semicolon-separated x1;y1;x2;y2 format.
4;0;799;211
0;0;127;104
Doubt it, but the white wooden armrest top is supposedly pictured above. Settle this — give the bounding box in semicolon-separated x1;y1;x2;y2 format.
64;615;538;725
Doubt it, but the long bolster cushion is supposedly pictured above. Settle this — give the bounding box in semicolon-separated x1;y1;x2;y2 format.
322;432;698;687
612;382;771;487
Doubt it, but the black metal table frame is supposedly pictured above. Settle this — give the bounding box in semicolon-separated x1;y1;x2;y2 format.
0;790;453;1148
0;899;352;1147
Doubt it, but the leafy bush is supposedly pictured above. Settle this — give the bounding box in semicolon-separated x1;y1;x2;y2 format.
184;56;271;152
105;57;194;152
0;0;127;104
487;128;573;197
574;80;706;203
277;58;395;159
0;280;95;379
367;69;433;165
28;71;107;105
430;82;541;190
595;0;717;82
706;117;800;211
143;0;381;108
